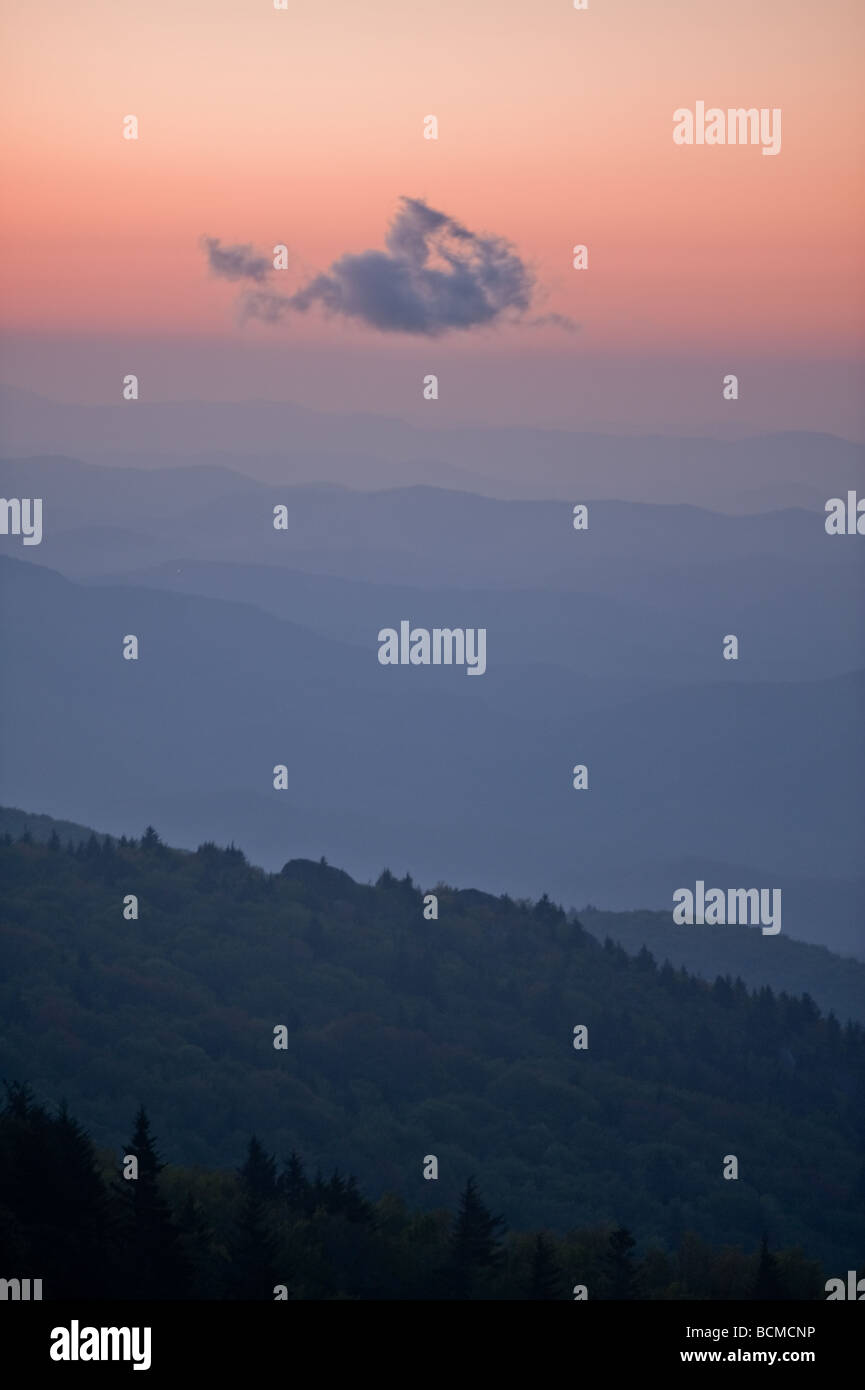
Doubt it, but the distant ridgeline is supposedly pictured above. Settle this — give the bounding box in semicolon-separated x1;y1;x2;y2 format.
577;908;865;1028
2;804;864;1025
1;811;863;1276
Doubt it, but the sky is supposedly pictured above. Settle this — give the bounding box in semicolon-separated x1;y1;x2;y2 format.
1;0;863;434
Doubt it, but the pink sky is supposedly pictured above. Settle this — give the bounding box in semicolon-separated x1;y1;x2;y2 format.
1;0;863;430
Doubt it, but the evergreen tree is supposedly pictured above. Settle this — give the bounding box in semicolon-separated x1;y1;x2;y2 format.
51;1101;114;1296
228;1137;281;1298
603;1226;639;1299
326;1169;347;1214
226;1188;282;1299
343;1174;373;1225
636;945;657;972
176;1193;214;1299
141;826;162;853
239;1136;278;1201
118;1106;190;1299
528;1232;563;1300
310;1169;329;1213
533;892;564;925
751;1233;785;1300
98;836;119;881
445;1177;506;1299
0;1086;113;1297
280;1151;311;1214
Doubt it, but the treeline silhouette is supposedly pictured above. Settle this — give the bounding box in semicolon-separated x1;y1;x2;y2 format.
1;824;864;1271
0;1086;828;1300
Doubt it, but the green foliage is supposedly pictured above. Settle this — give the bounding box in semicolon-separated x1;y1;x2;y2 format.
602;1226;639;1299
0;828;863;1276
528;1232;564;1300
443;1175;506;1298
580;906;865;1026
751;1232;785;1300
117;1105;190;1298
0;1089;829;1301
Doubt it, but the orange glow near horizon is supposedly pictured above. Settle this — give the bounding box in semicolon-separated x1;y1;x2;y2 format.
1;0;863;355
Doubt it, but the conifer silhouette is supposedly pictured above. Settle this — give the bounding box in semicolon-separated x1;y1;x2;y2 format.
528;1232;563;1300
751;1233;785;1300
445;1176;506;1299
118;1105;190;1299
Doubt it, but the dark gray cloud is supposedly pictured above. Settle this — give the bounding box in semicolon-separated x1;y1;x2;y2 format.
203;199;576;336
201;236;271;283
529;312;580;333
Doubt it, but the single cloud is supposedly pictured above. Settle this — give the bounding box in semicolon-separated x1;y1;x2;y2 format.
529;312;580;334
201;236;271;283
202;198;577;336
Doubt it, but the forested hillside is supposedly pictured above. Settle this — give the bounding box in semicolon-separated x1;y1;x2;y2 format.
579;907;865;1025
3;553;863;958
0;1086;835;1300
1;825;863;1273
3;804;862;1023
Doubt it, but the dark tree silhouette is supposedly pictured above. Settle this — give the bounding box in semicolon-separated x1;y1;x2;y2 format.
118;1105;190;1299
240;1136;278;1201
751;1233;785;1300
280;1151;311;1214
528;1232;563;1300
0;1085;113;1297
0;1083;840;1303
140;825;165;856
445;1176;506;1299
342;1174;373;1225
603;1226;639;1299
227;1135;282;1298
